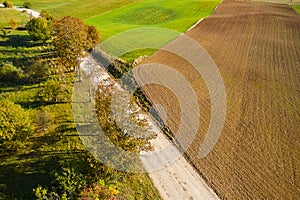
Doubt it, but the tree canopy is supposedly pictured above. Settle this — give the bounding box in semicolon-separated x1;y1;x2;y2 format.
52;16;100;72
26;17;52;42
0;100;34;142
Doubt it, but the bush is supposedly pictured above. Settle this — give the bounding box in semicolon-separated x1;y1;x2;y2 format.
53;167;86;199
0;62;23;82
38;79;72;103
40;10;53;21
25;59;50;83
26;17;52;42
36;108;53;132
23;1;32;9
9;19;17;29
3;0;14;8
0;100;34;142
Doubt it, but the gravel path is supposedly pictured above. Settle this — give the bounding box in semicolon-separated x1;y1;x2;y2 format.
14;6;40;18
79;55;219;200
0;4;40;18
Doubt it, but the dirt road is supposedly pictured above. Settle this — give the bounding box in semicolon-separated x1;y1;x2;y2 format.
77;55;219;200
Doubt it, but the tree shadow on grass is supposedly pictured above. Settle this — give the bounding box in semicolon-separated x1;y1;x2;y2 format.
0;34;35;48
0;155;59;199
0;149;86;199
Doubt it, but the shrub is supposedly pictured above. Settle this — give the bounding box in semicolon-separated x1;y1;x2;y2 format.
38;79;72;103
40;9;53;21
23;1;32;9
0;62;23;82
0;100;34;142
25;59;50;82
26;17;52;41
36;108;53;132
9;19;17;29
3;0;13;8
53;167;86;199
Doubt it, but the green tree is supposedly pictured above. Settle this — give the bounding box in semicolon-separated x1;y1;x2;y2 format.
26;17;52;42
9;19;18;29
40;9;53;21
0;62;23;82
0;100;34;142
25;59;50;83
23;1;32;9
38;79;72;103
3;0;13;8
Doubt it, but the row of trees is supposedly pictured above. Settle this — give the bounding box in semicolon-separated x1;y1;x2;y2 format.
26;12;100;72
0;12;101;148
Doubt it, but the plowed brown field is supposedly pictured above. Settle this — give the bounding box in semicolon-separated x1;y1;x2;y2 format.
136;0;300;199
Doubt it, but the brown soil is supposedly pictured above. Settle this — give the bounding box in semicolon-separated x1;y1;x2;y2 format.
136;0;300;199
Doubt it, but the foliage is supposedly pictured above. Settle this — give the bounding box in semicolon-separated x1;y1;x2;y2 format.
25;59;51;83
40;9;54;21
52;17;88;71
0;99;34;142
37;79;72;103
52;167;86;199
0;7;161;200
81;182;119;200
26;17;52;41
0;62;23;82
95;83;154;152
3;0;14;8
35;107;53;132
86;25;101;51
9;19;18;29
23;1;33;9
52;17;101;72
33;185;67;200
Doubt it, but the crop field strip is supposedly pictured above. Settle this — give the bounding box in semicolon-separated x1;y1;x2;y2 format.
136;0;300;199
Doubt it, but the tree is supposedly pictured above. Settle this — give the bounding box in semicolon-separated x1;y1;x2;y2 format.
38;79;72;103
86;25;101;51
95;83;154;152
52;17;101;72
9;19;18;29
23;1;32;9
52;17;88;72
0;100;34;142
40;9;54;21
25;59;50;83
26;17;52;42
3;0;13;8
0;62;23;82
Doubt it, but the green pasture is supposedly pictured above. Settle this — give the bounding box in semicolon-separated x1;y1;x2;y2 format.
0;8;29;29
291;5;300;14
85;0;220;40
11;0;143;18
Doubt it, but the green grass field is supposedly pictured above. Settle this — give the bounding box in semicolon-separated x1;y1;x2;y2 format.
8;0;221;60
85;0;220;60
292;5;300;14
12;0;142;18
0;8;29;29
85;0;220;40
